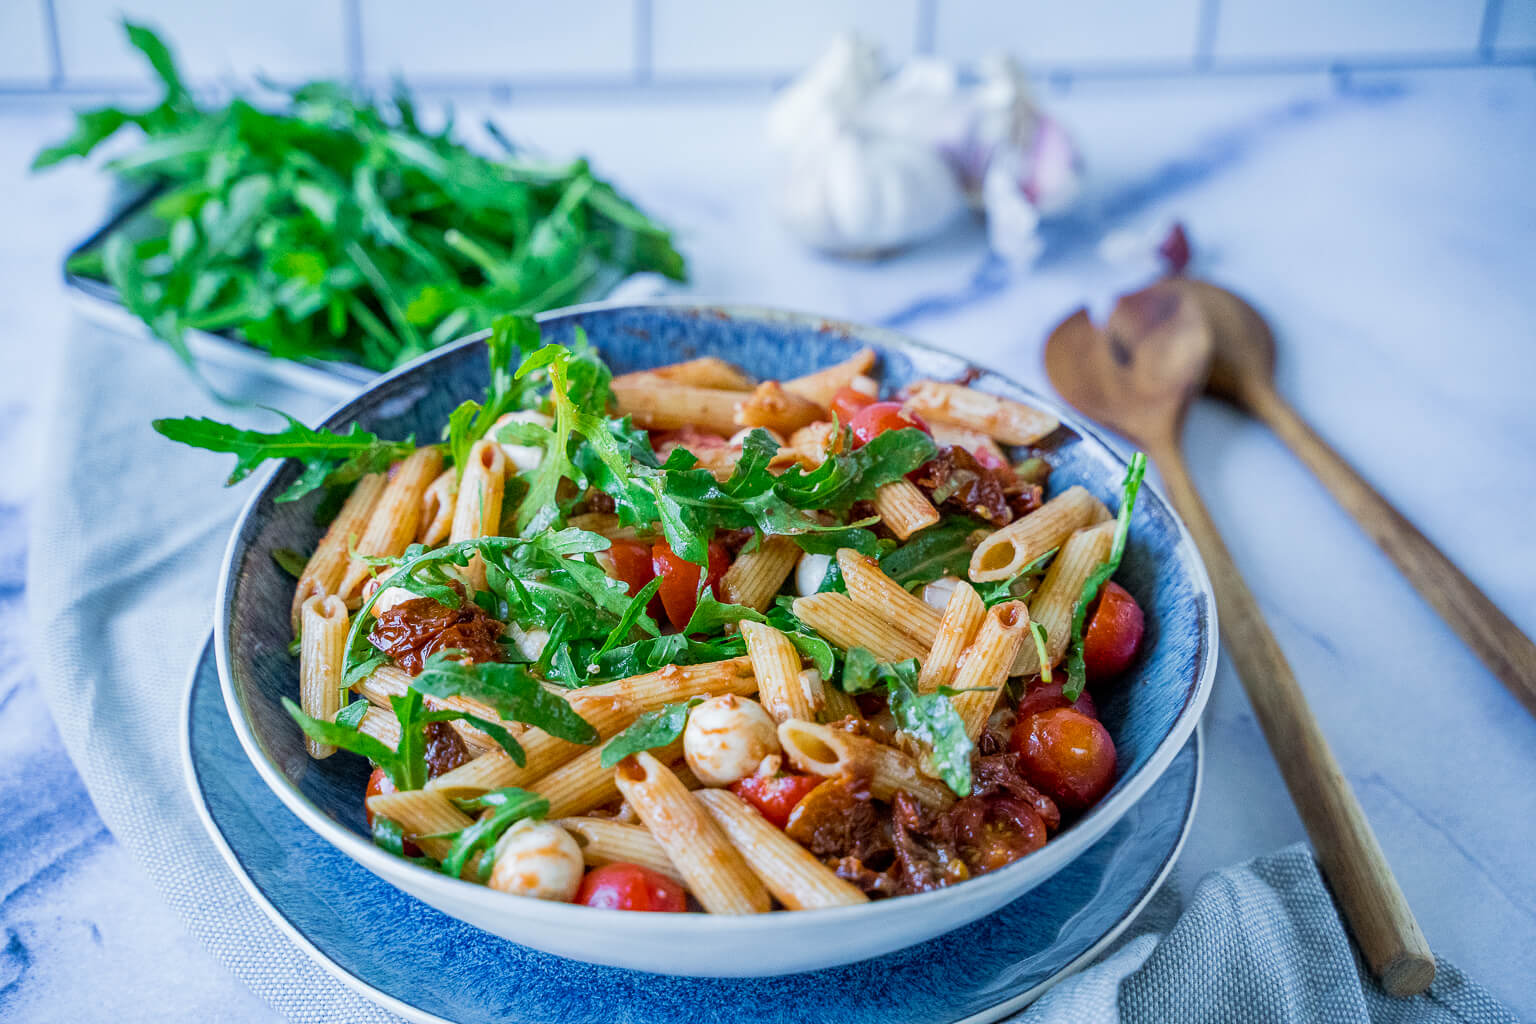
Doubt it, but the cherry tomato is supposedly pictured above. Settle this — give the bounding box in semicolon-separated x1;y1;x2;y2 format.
829;386;877;425
848;402;930;447
730;772;824;829
575;863;688;912
1082;581;1144;680
949;796;1048;873
364;766;421;856
1015;680;1098;722
1010;708;1117;811
606;539;657;597
652;539;730;631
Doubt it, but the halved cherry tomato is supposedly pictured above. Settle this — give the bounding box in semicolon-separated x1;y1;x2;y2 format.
848;401;930;447
652;539;730;631
830;386;877;425
1010;707;1117;811
730;772;823;829
1015;679;1098;722
364;766;421;857
607;539;657;597
575;863;688;912
1082;581;1144;680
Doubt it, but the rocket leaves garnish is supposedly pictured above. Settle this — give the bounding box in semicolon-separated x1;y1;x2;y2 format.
600;698;704;769
1062;453;1147;701
837;648;974;797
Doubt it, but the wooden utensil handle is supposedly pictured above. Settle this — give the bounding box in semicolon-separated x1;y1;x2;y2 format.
1149;442;1436;997
1246;385;1536;717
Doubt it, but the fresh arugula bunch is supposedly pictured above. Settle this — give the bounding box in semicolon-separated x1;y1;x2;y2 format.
1062;453;1148;700
840;648;978;797
599;698;705;768
37;23;685;372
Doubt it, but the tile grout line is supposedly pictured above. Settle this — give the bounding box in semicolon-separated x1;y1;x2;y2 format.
634;0;653;84
916;0;937;56
1479;0;1504;59
1194;0;1221;71
344;0;365;87
40;0;65;88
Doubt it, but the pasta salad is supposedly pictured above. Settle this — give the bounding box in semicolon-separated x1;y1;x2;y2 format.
162;316;1148;913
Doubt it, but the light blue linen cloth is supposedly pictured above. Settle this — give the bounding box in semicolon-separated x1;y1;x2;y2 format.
27;320;1516;1024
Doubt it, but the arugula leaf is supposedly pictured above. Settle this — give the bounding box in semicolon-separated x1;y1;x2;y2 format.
835;648;974;796
272;547;307;579
335;699;371;730
284;696;398;770
976;547;1058;606
153;411;415;502
588;576;664;664
413;651;600;747
682;590;768;635
600;699;704;769
839;648;920;695
435;787;548;881
878;516;984;587
1030;621;1052;684
764;600;837;679
445;314;542;479
1062;453;1148;701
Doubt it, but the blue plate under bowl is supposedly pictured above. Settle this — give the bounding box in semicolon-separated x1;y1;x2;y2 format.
185;637;1202;1023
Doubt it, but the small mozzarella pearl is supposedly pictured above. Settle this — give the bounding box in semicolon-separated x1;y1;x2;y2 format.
494;410;555;473
684;695;781;786
370;585;420;614
921;575;962;612
795;551;833;596
488;820;584;902
507;622;550;662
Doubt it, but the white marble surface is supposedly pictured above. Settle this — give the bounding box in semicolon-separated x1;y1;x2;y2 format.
1;67;1534;1022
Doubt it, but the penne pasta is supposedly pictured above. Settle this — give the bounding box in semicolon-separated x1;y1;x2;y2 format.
778;720;955;812
968;484;1110;583
694;789;868;910
366;788;473;864
615;357;755;391
340;447;445;598
533;739;683;820
791;592;928;664
917;580;986;694
357;706;402;749
418;468;457;547
927;422;1010;470
448;438;507;590
614;752;772;914
1013;519;1117;675
901;379;1060;445
557;817;687;886
837;548;942;647
290;471;386;632
949;601;1031;740
719;534;800;611
783;347;878;407
872;479;941;540
352;664;501;757
741;621;815;722
299;594;349;758
734;381;827;434
817;679;863;724
611;379;742;437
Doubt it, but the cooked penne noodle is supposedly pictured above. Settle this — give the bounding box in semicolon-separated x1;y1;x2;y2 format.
340;447;445;597
357;706;401;749
557;817;686;886
901;379;1060;445
817;680;863;724
783;347;878;407
741;621;815;722
694;789;868;910
615;357;755;391
837;548;942;646
611;380;742;436
448;439;507;590
352;665;500;757
290;471;386;632
734;381;827;434
366;788;473;864
926;423;1010;470
792;592;928;664
968;484;1110;582
949;601;1031;740
719;534;800;611
872;479;941;540
1013;519;1117;675
299;595;349;758
418;468;457;547
534;739;683;820
778;720;955;812
614;752;772;914
918;581;986;694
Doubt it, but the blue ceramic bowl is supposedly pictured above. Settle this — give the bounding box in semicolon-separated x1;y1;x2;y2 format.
215;301;1217;977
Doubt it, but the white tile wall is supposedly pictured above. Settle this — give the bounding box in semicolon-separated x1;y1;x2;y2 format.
1493;0;1536;52
1212;0;1485;62
54;0;348;85
932;0;1202;66
0;1;53;86
362;0;637;80
651;0;919;77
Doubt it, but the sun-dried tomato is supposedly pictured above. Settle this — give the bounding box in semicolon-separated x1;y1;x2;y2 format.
368;595;505;675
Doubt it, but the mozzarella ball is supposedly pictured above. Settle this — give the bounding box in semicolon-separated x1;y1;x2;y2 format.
365;583;419;614
488;820;584;902
921;575;963;612
683;695;781;786
493;410;555;473
507;622;550;662
849;374;879;396
795;551;833;596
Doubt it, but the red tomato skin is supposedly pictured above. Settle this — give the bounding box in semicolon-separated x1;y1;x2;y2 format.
607;539;657;597
730;773;823;829
1082;581;1145;680
848;402;930;447
1015;680;1098;722
830;386;878;425
651;539;730;630
576;863;688;912
364;767;421;856
1009;708;1117;811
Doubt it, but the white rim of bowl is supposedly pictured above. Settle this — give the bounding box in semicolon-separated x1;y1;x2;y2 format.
213;300;1220;944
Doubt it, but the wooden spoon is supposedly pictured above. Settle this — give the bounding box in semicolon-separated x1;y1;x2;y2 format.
1177;277;1536;717
1045;280;1436;997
